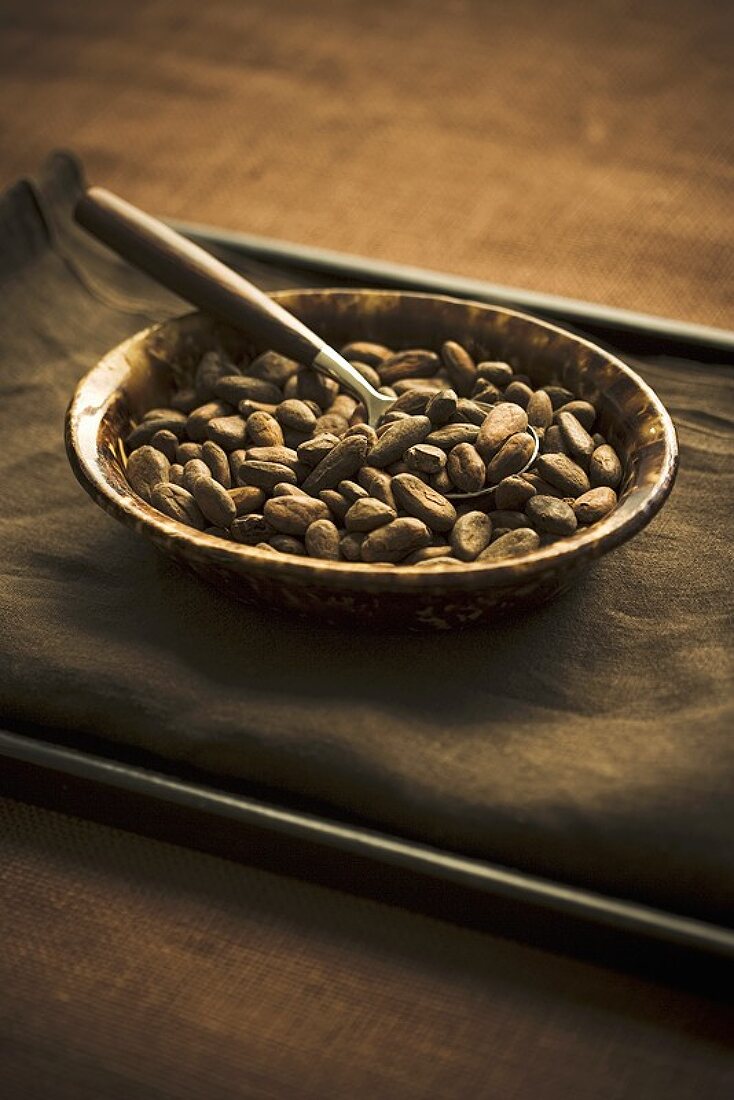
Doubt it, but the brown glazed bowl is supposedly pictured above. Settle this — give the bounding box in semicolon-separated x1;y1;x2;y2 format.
65;290;678;629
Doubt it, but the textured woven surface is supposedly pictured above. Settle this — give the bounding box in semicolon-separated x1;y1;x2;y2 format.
0;0;732;327
2;795;733;1100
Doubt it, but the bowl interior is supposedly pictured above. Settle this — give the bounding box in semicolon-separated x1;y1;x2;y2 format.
71;290;677;588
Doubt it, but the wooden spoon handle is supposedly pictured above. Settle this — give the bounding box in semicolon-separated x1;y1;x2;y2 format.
74;187;323;365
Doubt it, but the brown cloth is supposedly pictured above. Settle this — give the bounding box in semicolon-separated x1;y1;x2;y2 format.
1;154;733;925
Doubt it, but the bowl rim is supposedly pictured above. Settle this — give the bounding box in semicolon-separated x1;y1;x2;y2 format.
65;289;679;591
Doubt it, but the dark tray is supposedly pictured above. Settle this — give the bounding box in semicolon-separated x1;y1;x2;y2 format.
3;228;733;992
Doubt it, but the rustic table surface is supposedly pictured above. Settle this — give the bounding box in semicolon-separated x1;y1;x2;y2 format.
1;1;732;1096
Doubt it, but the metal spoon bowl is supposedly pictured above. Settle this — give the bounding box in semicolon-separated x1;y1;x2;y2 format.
75;187;539;502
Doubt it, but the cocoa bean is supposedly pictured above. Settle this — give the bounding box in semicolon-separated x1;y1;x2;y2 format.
405;444;447;474
176;442;203;464
301;435;371;494
150;429;179;462
237;460;297;491
377;349;441;386
542;385;575;410
403;545;454;563
305;519;341;560
557;411;595;464
269;534;306;555
149;483;205;529
297;433;340;467
542;425;568;455
425;389;458;425
440;341;476;396
366;415;432;467
194;350;235;401
526;495;578;535
450;511;492;561
425;423;480;451
391;473;457;532
476;361;513;386
338;480;369;503
358;466;397;510
485;432;535;483
554;400;596;431
182;458;211;494
486;510;532;530
231;514;274;544
494;475;536;511
205;415;248;452
361;517;432;562
126;417;187;450
574;486;618;524
186;401;233;442
246;410;284;447
477;528;541;560
126;445;170;503
590;444;623;489
214;374;282;406
192;476;237;527
246;445;301;471
228;486;266;517
526;389;553;429
345;497;397;532
264;495;331;535
447;443;486;493
339;341;393;367
535;453;590;497
276;398;318;433
168;463;184;487
247;351;300;386
201;440;232;488
476;403;528;459
339;531;366;561
503;381;533;408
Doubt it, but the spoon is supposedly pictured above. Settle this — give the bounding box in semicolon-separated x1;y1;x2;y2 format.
74;187;538;501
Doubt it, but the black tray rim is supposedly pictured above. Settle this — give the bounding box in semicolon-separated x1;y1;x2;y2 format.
2;728;732;962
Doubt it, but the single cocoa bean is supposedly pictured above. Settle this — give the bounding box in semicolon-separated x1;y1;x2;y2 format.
476;361;514;386
405;444;447;474
574;486;618;524
344;423;378;445
378;349;441;386
403;545;454;563
214;374;282;406
338;480;369;503
301;435;371;494
542;385;575;410
476;403;528;459
557;411;595;464
486;510;532;530
149;483;205;529
345;497;397;532
485;431;535;483
150;429;179;463
391;473;457;532
297;433;340;467
206;415;248;452
169;463;184;487
361;517;432;562
339;341;393;367
589;444;623;489
182;458;212;494
425;389;458;425
192;476;237;527
366;415;432;467
231;514;274;544
526;389;553;429
246;410;284;447
170;388;200;414
542;425;567;454
535;453;590;497
201;440;232;488
319;489;350;522
228;486;266;516
275;398;318;433
358;466;397;510
269;534;306;555
237;460;297;491
340;531;366;561
447;443;486;493
425;423;480;451
450;511;493;561
291;368;339;407
305;519;341;560
554;400;596;431
477;528;541;560
176;442;203;464
391;390;431;415
126;445;170;503
526;495;578;535
494;475;536;511
503;381;533;408
246;445;301;471
440;341;476;396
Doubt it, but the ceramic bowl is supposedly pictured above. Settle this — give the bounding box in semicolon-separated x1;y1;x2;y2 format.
65;289;678;629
